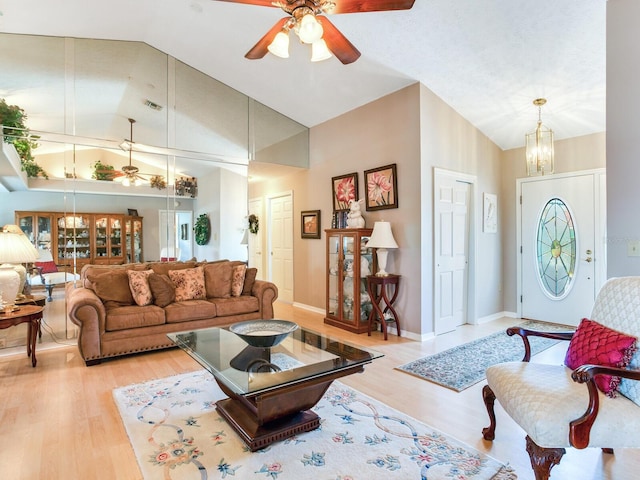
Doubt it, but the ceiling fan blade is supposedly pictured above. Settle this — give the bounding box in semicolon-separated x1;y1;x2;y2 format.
319;16;361;65
245;17;290;60
211;0;276;7
328;0;415;14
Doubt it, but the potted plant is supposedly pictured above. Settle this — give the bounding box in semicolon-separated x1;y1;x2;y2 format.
0;98;48;178
92;160;115;180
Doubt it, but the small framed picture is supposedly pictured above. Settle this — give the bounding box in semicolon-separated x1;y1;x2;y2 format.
364;163;398;211
331;172;358;212
127;209;139;216
301;210;321;239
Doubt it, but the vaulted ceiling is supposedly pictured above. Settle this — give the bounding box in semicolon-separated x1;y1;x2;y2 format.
0;0;606;151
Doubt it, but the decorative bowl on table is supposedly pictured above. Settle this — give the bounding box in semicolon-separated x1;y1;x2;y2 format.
229;320;298;348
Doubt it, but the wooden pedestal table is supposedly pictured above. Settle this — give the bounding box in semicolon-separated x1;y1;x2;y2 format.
367;274;401;340
0;304;44;367
168;325;382;452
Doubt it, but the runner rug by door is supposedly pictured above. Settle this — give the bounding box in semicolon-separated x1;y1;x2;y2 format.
113;370;517;479
397;320;572;392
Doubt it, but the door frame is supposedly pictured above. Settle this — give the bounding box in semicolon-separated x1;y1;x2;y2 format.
433;168;477;330
515;168;606;319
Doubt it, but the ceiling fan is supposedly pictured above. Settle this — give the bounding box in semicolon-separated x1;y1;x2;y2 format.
213;0;416;64
96;118;158;186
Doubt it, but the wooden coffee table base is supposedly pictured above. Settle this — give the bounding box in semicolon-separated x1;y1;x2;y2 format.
215;365;364;451
217;398;320;452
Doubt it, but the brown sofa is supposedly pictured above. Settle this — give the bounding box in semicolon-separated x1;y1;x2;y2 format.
66;259;278;366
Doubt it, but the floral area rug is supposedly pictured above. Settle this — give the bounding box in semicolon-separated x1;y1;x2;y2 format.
396;320;573;392
113;369;517;480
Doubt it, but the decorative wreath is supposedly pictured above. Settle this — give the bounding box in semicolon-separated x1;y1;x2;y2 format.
194;213;210;246
248;214;259;234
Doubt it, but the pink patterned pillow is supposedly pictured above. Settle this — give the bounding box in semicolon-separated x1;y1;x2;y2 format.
565;318;637;397
127;269;154;306
231;264;247;297
168;266;206;302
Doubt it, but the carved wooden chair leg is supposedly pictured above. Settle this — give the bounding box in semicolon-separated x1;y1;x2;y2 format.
482;384;497;440
525;435;565;480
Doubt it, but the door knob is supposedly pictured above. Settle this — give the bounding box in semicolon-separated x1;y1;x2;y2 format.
584;257;593;263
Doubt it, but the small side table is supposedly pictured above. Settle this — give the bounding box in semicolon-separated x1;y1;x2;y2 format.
366;274;401;340
0;304;44;367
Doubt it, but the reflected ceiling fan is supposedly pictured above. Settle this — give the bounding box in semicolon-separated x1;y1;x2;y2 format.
96;118;158;186
213;0;416;64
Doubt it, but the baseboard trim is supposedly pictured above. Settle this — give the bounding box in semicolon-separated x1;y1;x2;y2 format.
474;311;519;324
291;302;325;316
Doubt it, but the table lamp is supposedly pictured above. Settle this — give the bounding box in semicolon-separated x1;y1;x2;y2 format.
0;226;39;310
366;221;398;276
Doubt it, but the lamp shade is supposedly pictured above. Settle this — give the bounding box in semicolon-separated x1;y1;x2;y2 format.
0;229;39;263
311;39;332;62
366;221;398;276
268;31;290;58
366;221;399;249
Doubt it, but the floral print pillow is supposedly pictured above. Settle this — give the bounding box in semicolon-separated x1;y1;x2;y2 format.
231;264;247;297
127;269;154;306
169;266;206;302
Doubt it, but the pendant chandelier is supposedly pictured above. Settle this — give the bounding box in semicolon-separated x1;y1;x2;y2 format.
525;98;554;176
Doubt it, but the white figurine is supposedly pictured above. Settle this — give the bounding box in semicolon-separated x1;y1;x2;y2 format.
346;199;366;228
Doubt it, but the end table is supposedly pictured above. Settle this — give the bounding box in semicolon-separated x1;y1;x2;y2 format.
366;274;401;340
0;304;44;367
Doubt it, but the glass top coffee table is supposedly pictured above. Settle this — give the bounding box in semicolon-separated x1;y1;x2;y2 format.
168;322;382;451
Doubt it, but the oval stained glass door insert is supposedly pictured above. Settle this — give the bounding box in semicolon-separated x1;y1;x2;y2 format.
536;198;577;299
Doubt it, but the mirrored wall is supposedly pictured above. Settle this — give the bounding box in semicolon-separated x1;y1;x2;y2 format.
0;33;309;263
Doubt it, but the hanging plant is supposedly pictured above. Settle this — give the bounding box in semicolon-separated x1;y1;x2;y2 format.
194;214;210;246
248;214;259;234
91;160;115;180
0;98;47;178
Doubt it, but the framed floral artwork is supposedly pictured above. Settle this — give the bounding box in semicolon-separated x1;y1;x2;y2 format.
331;172;358;212
301;210;321;239
364;163;398;211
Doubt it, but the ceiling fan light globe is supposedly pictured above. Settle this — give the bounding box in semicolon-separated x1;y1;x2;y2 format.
311;39;332;62
298;14;323;44
268;31;290;58
122;177;131;187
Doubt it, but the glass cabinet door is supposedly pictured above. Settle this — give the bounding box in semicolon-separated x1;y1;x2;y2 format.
36;215;53;251
132;218;143;262
359;234;374;320
110;216;122;258
342;235;355;320
57;215;91;261
17;213;53;252
327;234;340;316
94;216;109;260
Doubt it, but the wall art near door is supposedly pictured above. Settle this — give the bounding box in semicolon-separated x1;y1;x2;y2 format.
301;210;321;239
364;163;397;211
483;193;497;233
332;172;358;212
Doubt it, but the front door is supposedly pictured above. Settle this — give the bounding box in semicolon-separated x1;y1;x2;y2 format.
268;192;293;303
520;172;605;326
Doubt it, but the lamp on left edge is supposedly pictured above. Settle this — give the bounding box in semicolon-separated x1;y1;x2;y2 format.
0;226;39;310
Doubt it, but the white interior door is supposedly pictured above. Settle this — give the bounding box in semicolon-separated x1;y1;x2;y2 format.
268;192;293;303
434;172;471;335
520;174;602;326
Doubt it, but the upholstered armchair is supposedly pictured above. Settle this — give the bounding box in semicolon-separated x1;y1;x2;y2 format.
29;249;80;301
482;276;640;480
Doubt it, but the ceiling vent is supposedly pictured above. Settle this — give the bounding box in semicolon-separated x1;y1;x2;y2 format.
144;99;163;111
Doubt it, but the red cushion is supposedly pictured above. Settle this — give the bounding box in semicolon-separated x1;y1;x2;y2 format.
565;318;637;397
35;260;58;274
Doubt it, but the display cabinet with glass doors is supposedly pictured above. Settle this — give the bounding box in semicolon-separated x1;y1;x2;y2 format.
324;228;375;333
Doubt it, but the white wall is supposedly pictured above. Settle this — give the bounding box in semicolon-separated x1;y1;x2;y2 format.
606;0;640;277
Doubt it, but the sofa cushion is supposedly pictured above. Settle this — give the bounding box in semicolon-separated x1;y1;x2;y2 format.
127;269;154;306
149;261;197;276
35;260;58;274
86;269;134;306
204;261;233;298
104;304;165;331
231;264;246;297
213;296;260;316
242;267;257;295
165;300;217;323
169;266;206;302
565;318;637;397
148;273;176;308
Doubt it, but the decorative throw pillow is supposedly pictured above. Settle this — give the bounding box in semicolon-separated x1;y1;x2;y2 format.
203;262;233;298
242;267;258;295
127;269;154;306
35;260;58;274
168;266;206;302
231;264;247;297
564;318;637;397
86;269;134;306
148;273;176;308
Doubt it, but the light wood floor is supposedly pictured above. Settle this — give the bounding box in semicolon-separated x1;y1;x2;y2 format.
1;302;638;480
